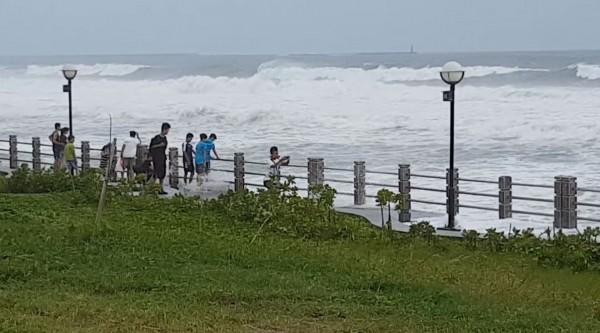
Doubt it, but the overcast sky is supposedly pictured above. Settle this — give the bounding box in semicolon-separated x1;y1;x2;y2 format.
0;0;598;55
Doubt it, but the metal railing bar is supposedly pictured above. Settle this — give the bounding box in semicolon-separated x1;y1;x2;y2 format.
512;210;554;217
324;166;354;172
458;177;497;185
512;196;554;204
410;199;447;206
578;202;600;208
458;204;497;212
366;170;396;176
211;168;234;174
327;178;355;185
578;216;600;223
0;148;9;152
458;190;497;198
412;173;446;180
411;186;446;193
364;181;396;187
512;182;554;189
579;187;600;194
336;191;354;196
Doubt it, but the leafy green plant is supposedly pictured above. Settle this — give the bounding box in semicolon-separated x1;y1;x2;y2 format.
462;230;480;251
376;189;396;231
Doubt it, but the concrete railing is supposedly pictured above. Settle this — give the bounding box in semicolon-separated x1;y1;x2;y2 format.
1;135;599;230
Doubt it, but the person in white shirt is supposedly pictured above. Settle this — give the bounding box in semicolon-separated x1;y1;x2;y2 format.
264;146;290;188
121;131;141;181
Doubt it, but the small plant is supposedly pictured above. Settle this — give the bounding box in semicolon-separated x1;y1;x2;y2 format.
376;189;396;231
462;230;479;251
408;222;436;244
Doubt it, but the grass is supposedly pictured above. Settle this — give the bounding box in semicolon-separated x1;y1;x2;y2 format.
1;193;600;332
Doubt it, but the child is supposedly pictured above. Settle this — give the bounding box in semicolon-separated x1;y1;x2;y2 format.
206;133;220;174
182;133;195;184
65;136;77;176
133;153;154;184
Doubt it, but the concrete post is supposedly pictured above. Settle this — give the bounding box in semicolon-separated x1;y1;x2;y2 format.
554;176;577;229
398;164;411;222
32;137;41;171
498;176;512;219
169;147;179;189
446;168;459;216
9;135;17;169
308;158;324;186
136;144;148;168
353;161;366;205
234;152;245;192
81;141;90;172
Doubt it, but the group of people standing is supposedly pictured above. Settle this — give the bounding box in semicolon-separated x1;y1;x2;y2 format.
50;122;78;175
50;121;289;192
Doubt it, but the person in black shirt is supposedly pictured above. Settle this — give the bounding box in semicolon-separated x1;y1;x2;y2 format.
149;122;170;194
182;133;195;184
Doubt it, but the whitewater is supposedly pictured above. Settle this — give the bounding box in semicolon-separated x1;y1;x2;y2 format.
1;51;600;233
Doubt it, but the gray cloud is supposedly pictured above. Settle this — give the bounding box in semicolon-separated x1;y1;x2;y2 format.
0;0;598;55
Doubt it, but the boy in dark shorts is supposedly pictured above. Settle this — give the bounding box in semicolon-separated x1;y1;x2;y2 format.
149;122;170;195
182;133;195;184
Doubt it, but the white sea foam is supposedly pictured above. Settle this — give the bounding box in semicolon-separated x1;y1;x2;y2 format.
571;63;600;80
255;64;547;83
1;65;600;233
25;63;149;77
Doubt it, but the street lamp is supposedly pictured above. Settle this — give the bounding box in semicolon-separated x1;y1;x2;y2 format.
62;65;78;136
440;61;465;230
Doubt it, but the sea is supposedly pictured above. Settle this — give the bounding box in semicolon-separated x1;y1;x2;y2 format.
1;50;600;232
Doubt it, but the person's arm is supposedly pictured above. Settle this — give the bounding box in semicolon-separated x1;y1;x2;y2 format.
212;147;219;160
136;133;142;144
276;156;290;167
120;144;126;158
51;132;60;145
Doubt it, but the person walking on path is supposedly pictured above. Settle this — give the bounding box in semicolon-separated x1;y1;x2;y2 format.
121;131;141;181
149;123;170;195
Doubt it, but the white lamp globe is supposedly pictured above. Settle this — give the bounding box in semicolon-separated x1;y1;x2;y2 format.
62;64;78;80
440;61;465;85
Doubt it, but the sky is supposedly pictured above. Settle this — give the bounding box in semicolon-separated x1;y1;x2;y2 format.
0;0;599;55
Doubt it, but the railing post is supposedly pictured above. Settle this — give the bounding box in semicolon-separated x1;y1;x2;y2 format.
136;144;149;168
398;164;411;222
307;158;325;195
9;135;17;169
446;168;459;218
169;147;179;189
498;176;512;219
81;141;90;172
554;176;577;229
234;152;245;192
32;137;41;171
354;161;366;205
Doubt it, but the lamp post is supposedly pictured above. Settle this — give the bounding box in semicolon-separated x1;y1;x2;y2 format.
440;61;465;230
62;65;78;136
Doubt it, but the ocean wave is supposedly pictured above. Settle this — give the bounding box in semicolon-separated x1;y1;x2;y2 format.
25;63;150;77
254;64;548;83
570;64;600;80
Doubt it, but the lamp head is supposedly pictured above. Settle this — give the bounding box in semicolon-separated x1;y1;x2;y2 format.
440;61;465;85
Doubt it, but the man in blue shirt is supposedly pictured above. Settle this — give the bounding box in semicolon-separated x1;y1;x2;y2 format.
195;133;210;184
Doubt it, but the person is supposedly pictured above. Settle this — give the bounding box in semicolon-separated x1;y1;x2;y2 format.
133;153;154;184
182;133;195;184
206;133;220;174
195;133;210;185
149;123;170;195
65;136;77;176
57;127;70;170
50;123;63;169
121;131;141;181
99;142;114;172
264;146;290;188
